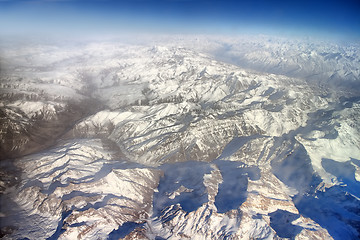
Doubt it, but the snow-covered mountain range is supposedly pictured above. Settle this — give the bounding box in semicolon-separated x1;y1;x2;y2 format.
0;36;359;239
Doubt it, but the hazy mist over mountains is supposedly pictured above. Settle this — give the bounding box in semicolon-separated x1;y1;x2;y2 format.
1;0;360;239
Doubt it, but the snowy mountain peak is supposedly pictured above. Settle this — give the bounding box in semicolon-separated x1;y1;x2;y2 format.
1;36;359;239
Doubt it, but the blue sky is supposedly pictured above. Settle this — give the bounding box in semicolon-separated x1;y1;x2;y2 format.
1;0;360;39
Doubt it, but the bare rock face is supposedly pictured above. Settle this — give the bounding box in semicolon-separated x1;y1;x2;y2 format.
1;37;359;239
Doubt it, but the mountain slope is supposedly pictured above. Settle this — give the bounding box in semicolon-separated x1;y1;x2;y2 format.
0;37;359;239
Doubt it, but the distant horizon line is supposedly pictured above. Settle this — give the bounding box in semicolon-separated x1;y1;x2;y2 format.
1;31;360;46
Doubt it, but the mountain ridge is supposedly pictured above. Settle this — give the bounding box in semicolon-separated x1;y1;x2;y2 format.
0;36;359;239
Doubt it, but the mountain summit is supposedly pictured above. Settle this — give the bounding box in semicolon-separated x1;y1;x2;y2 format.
0;36;359;239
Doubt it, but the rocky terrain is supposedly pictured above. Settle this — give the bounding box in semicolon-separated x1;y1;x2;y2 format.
0;36;359;239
